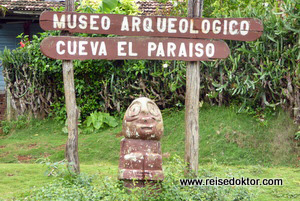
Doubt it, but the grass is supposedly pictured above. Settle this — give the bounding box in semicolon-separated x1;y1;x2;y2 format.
0;106;298;166
0;163;299;200
0;163;118;199
0;105;299;200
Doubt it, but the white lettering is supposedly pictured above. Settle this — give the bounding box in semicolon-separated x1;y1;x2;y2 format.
168;18;177;33
202;19;210;34
223;20;228;35
90;41;99;55
178;43;187;57
118;41;127;56
179;19;188;33
121;16;129;31
132;17;141;32
143;18;154;32
157;18;167;32
190;19;199;34
212;20;221;34
98;41;107;56
101;16;110;30
148;42;156;56
189;43;193;57
167;42;176;57
240;21;250;35
229;20;238;35
56;41;65;55
90;15;99;30
67;14;77;29
206;43;215;57
78;41;88;56
78;15;87;29
67;41;76;55
128;42;138;56
156;43;165;57
195;43;204;57
53;14;65;29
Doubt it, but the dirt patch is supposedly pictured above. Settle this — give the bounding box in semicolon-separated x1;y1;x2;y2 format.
224;128;247;148
0;145;6;149
55;144;65;150
162;152;170;158
271;121;298;165
41;153;51;158
115;132;123;138
0;151;10;158
28;143;37;149
17;155;32;162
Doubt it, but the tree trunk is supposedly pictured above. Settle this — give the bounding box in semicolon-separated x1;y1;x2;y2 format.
184;0;203;176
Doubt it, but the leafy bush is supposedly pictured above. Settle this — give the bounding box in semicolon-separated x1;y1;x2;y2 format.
21;156;253;201
200;0;299;121
0;33;61;118
1;0;298;123
295;128;300;140
83;111;118;132
0;115;30;134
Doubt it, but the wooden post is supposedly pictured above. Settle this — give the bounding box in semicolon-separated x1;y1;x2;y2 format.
63;0;80;174
6;89;11;121
184;0;203;176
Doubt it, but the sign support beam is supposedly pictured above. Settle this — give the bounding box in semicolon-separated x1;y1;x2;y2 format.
185;0;203;176
63;0;80;174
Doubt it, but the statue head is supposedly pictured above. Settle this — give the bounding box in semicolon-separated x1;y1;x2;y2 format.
122;97;163;140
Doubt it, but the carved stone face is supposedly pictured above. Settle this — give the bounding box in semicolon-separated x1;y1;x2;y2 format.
122;97;163;140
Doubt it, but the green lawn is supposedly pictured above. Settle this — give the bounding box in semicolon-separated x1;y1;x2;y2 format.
0;163;299;200
0;106;299;200
0;163;118;199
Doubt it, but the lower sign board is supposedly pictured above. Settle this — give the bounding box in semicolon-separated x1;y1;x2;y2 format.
40;36;230;61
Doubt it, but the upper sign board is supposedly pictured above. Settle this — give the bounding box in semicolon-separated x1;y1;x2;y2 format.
40;36;230;61
40;11;263;41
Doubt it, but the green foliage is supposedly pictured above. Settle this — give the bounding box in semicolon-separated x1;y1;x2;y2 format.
295;128;300;140
1;0;299;122
22;156;253;201
37;158;73;177
76;0;140;15
203;0;277;17
0;121;11;135
0;5;7;16
200;0;299;120
102;0;119;12
83;111;118;132
165;0;188;17
0;31;62;118
114;0;141;15
0;116;30;135
0;100;298;167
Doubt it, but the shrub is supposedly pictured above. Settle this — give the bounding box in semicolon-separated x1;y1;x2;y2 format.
21;156;253;201
200;0;299;121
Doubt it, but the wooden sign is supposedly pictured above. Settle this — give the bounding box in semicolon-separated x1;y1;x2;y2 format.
40;36;230;61
40;11;263;41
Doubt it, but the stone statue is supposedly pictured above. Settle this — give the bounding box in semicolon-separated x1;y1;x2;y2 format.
118;97;164;188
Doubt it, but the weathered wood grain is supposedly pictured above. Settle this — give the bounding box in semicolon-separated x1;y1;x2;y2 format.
63;0;80;174
184;0;202;176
